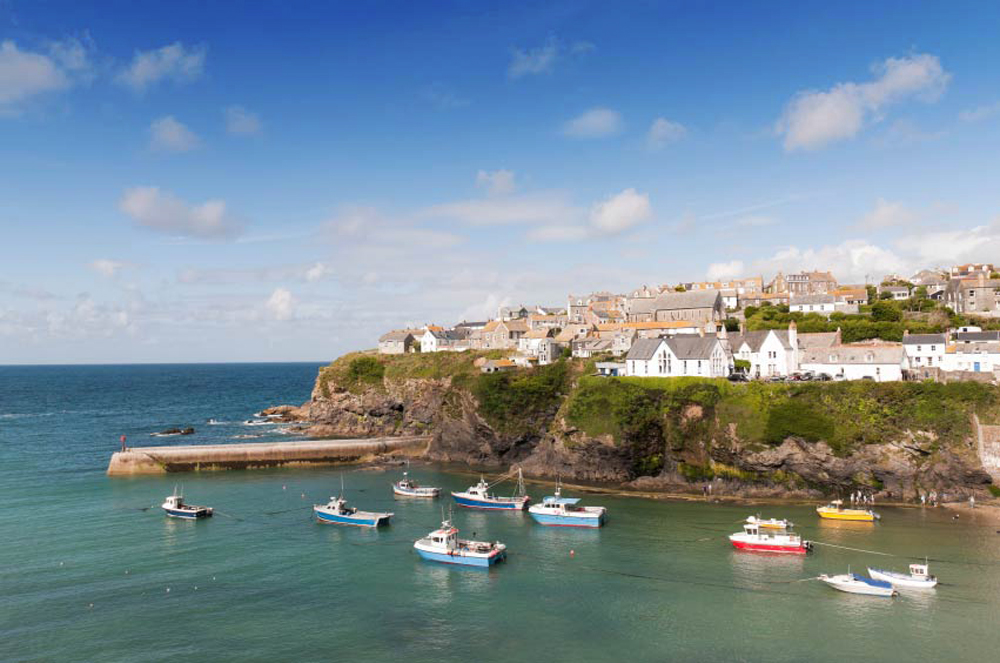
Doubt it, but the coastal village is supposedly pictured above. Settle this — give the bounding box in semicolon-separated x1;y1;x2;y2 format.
377;262;1000;383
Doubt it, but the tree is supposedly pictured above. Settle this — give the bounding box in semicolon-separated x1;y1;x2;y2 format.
871;301;902;322
866;284;877;305
723;317;740;332
674;285;686;292
879;291;893;300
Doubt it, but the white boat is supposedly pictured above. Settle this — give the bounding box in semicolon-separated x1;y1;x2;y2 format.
528;482;606;527
161;489;213;519
313;496;393;527
745;515;793;529
392;471;441;498
868;562;938;589
819;572;898;597
413;518;506;567
243;419;273;426
452;468;530;511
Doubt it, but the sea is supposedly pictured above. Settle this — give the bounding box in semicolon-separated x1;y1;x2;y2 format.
1;363;999;662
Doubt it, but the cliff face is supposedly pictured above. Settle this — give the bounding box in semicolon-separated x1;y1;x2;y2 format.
282;352;998;500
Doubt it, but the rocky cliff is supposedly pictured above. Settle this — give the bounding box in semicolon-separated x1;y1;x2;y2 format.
272;351;999;500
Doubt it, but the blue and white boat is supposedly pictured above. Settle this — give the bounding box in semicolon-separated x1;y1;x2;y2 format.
819;572;898;597
528;482;606;528
392;471;441;498
451;468;530;511
161;490;213;519
413;518;507;567
314;496;393;528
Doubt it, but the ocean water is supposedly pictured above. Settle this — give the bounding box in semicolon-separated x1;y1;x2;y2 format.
2;363;999;662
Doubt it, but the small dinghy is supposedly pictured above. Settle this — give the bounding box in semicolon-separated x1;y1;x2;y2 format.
729;522;811;554
746;515;794;529
528;482;606;528
452;468;530;511
162;489;213;519
868;562;938;589
243;418;272;426
314;496;392;528
413;518;506;567
819;572;897;597
392;471;441;498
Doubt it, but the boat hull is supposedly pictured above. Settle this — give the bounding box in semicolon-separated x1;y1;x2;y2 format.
821;576;896;597
452;493;529;510
414;547;505;567
164;507;212;519
528;511;604;528
867;568;938;589
730;539;807;554
817;508;875;522
393;486;440;498
314;508;390;528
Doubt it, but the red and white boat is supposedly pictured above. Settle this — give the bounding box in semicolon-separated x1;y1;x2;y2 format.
729;522;812;554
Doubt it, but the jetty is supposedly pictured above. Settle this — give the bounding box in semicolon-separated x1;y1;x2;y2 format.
106;435;431;476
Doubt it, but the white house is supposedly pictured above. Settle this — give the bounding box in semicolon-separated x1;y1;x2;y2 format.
420;328;467;352
942;331;1000;373
518;328;557;357
799;343;908;381
729;324;799;377
901;332;946;370
625;336;733;378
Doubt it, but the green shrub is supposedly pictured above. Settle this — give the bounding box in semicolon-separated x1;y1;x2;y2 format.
473;360;569;436
988;485;1000;498
764;399;835;446
346;356;385;392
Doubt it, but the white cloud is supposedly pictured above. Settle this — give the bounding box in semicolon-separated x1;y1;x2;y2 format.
507;36;594;79
760;240;908;283
529;188;651;242
894;223;1000;266
646;117;686;150
706;260;745;281
225;105;262;135
265;288;295;321
588;188;651;234
149;115;199;152
777;53;950;151
508;37;559;78
116;42;206;92
0;38;93;114
304;262;332;283
858;198;915;230
563;107;623;138
423;192;578;227
90;259;129;278
475;169;516;196
959;101;1000;123
332;205;463;250
119;186;243;239
420;82;470;109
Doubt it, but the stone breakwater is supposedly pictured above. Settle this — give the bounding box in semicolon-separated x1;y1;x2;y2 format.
106;435;431;475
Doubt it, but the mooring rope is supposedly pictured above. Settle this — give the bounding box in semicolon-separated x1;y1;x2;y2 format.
809;541;892;556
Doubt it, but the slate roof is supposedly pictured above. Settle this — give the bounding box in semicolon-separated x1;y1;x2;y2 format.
379;330;413;342
955;331;1000;342
800;344;905;365
791;294;836;305
729;330;770;353
651;290;721;311
625;338;663;361
797;332;839;349
902;333;946;345
664;335;722;360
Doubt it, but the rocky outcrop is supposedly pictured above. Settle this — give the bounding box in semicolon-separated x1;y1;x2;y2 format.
275;362;996;500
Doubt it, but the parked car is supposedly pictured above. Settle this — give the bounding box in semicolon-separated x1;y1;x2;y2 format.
767;375;786;382
813;373;832;381
728;372;750;382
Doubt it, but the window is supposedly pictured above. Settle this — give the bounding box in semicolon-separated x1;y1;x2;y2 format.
917;346;921;352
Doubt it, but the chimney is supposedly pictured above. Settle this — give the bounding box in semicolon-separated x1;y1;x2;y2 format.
904;329;909;337
788;320;798;349
739;321;745;334
698;325;705;337
835;326;842;345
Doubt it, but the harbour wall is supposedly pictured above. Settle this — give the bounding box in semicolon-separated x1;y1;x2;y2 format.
106;435;432;476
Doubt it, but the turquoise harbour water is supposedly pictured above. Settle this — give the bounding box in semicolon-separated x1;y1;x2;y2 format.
2;364;1000;662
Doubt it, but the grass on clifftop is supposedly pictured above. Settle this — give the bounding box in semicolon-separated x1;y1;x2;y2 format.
565;376;1000;458
318;349;507;396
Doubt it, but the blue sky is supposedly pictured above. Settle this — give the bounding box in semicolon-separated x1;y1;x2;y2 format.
2;0;999;363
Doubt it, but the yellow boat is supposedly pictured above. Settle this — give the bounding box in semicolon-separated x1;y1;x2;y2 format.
816;500;878;522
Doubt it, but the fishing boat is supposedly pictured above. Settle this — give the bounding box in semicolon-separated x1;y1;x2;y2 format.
729;522;811;554
819;572;898;597
392;471;441;498
745;515;794;529
816;500;879;522
243;418;272;426
161;489;213;519
528;482;606;528
413;518;506;567
452;468;530;511
314;496;393;527
868;562;938;589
